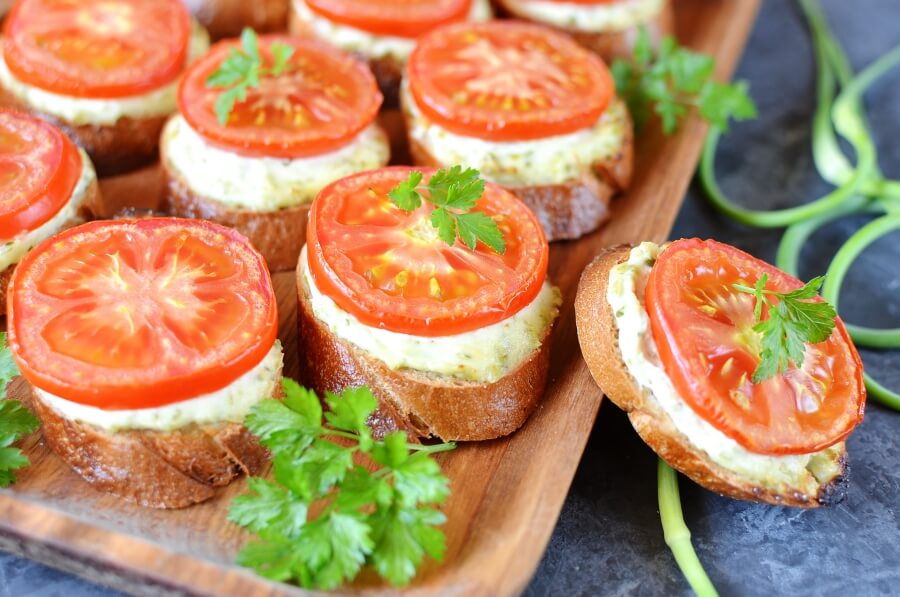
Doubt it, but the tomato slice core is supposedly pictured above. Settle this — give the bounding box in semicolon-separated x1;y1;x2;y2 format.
304;0;473;38
645;238;865;455
3;0;191;98
307;167;548;336
179;36;382;158
8;218;278;410
407;21;614;141
0;110;82;239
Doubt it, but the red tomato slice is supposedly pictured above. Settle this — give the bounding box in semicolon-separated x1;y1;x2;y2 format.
0;110;82;239
407;21;614;141
179;36;382;159
645;238;865;455
3;0;191;98
307;167;548;336
304;0;473;38
8;218;278;410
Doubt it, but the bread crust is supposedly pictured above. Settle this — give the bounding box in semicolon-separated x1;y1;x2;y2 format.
184;0;290;41
288;7;403;109
0;85;165;177
494;0;675;63
295;263;554;441
160;150;310;273
28;384;273;509
0;177;99;315
574;246;848;507
406;121;633;241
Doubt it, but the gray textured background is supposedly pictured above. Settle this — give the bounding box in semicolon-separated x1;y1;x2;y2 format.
3;0;899;595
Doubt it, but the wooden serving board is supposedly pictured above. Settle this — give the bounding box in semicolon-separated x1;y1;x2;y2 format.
0;2;760;595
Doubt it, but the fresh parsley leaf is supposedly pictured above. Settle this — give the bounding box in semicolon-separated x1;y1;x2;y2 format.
387;167;506;254
611;27;757;134
0;333;36;488
734;275;837;383
388;171;424;211
206;28;296;125
231;381;454;590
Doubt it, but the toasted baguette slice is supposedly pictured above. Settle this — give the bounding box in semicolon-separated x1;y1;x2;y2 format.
161;152;310;273
494;0;675;63
407;124;633;241
574;246;848;507
94;162;164;218
296;264;553;441
0;177;99;314
26;379;276;509
185;0;289;41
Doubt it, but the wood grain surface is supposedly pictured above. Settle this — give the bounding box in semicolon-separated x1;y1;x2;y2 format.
0;2;761;595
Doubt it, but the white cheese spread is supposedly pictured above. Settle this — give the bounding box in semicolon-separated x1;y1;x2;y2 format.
402;82;629;187
301;247;560;382
162;115;390;211
36;341;284;432
502;0;664;33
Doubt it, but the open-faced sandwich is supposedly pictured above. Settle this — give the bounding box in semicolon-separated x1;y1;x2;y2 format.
0;109;98;313
162;32;389;272
403;21;633;241
494;0;674;62
289;0;492;110
0;0;209;216
575;239;866;506
297;166;561;441
183;0;290;41
7;217;282;508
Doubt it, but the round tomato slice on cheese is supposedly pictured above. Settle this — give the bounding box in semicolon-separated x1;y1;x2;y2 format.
407;21;614;141
3;0;191;98
8;218;278;410
645;238;865;455
179;36;382;159
307;167;548;336
0;110;82;239
304;0;472;38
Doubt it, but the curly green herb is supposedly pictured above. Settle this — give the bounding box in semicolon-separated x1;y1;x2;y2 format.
0;332;38;488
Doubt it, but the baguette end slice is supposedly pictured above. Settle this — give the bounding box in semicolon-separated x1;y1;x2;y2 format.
574;246;848;508
296;265;554;442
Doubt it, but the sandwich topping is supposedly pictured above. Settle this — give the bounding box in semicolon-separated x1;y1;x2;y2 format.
0;110;96;271
1;0;208;124
304;167;558;380
165;32;388;210
608;242;850;492
8;218;279;414
294;0;491;61
179;34;382;158
500;0;665;33
404;21;625;186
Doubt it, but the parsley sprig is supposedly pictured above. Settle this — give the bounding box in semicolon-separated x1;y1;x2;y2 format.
611;29;757;134
230;380;454;590
388;167;506;254
206;28;294;125
0;332;38;488
734;275;837;383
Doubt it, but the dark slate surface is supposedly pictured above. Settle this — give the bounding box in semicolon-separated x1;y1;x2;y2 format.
4;0;899;595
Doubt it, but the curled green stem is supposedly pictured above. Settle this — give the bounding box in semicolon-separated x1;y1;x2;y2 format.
658;460;718;597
